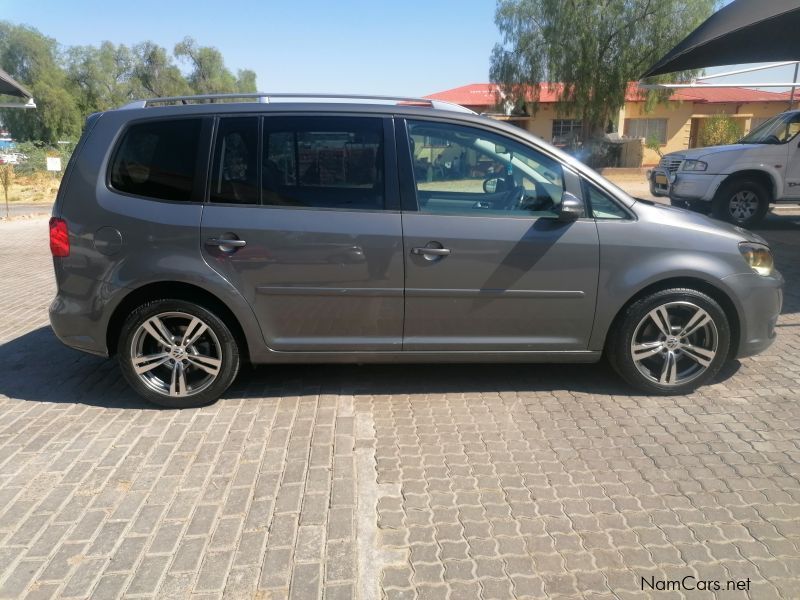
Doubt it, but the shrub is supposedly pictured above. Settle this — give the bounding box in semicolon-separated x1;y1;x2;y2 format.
699;114;742;147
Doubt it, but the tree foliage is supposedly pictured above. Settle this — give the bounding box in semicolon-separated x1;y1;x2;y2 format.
0;22;258;143
490;0;718;137
699;113;741;147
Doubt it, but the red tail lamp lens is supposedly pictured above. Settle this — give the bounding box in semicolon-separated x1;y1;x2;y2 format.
49;217;70;257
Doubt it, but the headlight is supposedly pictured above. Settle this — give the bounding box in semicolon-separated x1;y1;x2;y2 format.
682;160;707;171
739;242;774;276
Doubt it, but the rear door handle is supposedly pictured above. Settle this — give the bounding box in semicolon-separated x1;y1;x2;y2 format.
411;247;450;256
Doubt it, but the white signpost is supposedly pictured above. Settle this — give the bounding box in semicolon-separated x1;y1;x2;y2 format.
46;157;62;172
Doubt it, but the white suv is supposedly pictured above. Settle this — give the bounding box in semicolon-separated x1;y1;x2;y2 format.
650;109;800;227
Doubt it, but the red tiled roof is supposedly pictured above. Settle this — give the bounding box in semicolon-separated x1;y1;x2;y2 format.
425;82;792;108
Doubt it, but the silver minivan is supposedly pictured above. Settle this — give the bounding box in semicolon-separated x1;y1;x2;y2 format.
49;93;783;407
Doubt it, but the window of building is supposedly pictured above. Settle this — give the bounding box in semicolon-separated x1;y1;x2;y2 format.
551;119;583;144
109;118;202;201
262;116;384;210
624;118;668;144
210;117;259;204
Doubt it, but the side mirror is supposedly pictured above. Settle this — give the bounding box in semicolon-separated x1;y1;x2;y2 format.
558;192;584;222
483;177;501;193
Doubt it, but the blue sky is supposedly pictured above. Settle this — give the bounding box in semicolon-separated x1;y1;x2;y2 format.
0;0;795;96
0;0;498;97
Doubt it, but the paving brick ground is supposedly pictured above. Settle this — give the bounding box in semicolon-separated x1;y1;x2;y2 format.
0;210;798;600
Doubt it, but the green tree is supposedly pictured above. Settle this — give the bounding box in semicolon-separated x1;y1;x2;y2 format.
130;41;191;98
65;42;135;113
699;113;741;147
490;0;718;138
174;37;238;95
0;163;12;219
0;22;81;143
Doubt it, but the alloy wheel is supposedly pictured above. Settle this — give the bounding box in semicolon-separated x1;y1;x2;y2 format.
630;301;718;387
130;311;222;398
727;190;758;222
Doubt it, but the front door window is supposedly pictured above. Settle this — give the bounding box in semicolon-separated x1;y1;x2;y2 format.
406;120;566;218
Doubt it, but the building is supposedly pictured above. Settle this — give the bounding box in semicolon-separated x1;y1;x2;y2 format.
425;83;793;165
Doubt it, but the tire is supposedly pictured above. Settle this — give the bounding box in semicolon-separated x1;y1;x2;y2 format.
608;288;731;395
118;299;240;408
669;198;689;209
712;178;769;227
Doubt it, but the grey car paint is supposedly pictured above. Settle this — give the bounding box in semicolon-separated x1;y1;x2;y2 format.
49;100;783;368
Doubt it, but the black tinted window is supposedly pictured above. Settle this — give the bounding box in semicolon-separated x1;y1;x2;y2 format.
262;117;384;210
210;117;259;204
110;119;201;201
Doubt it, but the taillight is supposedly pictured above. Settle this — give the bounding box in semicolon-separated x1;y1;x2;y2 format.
49;217;70;257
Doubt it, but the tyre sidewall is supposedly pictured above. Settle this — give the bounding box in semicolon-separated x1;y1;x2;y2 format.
118;299;240;408
609;288;731;395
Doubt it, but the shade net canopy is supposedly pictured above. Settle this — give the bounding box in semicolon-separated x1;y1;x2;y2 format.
641;0;800;78
0;67;32;98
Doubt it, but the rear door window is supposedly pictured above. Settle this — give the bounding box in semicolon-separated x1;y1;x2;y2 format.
109;118;202;201
262;116;385;210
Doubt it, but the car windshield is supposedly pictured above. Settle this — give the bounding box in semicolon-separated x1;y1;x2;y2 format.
739;112;800;144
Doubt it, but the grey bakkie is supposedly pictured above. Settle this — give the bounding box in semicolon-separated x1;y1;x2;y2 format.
49;92;783;407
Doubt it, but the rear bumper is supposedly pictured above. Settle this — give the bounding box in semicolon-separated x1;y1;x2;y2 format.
723;270;783;358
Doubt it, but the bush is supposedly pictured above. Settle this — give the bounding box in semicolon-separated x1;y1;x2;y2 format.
699;114;742;147
12;140;74;177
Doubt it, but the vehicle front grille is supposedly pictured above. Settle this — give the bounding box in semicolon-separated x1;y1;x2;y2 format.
659;156;683;173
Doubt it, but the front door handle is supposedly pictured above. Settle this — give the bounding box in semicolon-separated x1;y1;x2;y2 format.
206;237;247;252
411;247;450;256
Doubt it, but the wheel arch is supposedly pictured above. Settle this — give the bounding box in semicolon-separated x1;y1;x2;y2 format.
603;276;741;360
718;169;777;202
106;281;251;362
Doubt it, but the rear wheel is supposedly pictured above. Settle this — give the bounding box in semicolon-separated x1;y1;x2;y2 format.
712;178;769;227
608;288;730;395
118;299;240;408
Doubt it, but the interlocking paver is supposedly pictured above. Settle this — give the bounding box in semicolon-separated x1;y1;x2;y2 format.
0;213;799;599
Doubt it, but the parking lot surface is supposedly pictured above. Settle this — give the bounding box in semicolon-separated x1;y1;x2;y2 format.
0;211;799;600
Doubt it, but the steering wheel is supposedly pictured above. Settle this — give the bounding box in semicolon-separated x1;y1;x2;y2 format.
764;134;781;144
500;186;527;211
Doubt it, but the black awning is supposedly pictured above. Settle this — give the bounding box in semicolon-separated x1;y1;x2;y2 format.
0;67;32;98
641;0;800;78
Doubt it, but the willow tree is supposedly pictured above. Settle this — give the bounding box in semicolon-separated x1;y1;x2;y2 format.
490;0;718;138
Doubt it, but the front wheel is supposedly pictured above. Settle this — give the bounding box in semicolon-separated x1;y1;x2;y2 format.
608;289;731;395
118;299;240;408
712;179;769;227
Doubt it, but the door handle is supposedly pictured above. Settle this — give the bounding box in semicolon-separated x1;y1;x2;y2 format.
206;237;247;251
411;247;450;256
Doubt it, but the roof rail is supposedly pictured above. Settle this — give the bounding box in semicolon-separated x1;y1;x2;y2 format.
119;92;476;114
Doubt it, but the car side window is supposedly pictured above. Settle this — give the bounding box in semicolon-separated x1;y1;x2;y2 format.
262;116;384;210
109;118;202;202
406;120;564;218
210;117;259;204
585;181;630;220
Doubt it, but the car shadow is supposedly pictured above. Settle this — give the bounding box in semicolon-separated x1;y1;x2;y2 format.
0;325;741;408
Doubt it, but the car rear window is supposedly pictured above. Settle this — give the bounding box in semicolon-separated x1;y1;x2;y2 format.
109;118;202;201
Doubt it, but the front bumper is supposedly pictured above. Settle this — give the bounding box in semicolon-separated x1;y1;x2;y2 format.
723;270;784;358
649;169;725;202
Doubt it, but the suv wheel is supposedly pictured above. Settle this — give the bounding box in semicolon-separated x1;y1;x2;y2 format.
712;179;769;227
608;288;730;395
118;299;240;408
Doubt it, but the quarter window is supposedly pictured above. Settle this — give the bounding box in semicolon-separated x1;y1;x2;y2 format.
210;117;259;204
110;119;202;201
406;120;565;218
585;181;629;220
262;117;384;210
